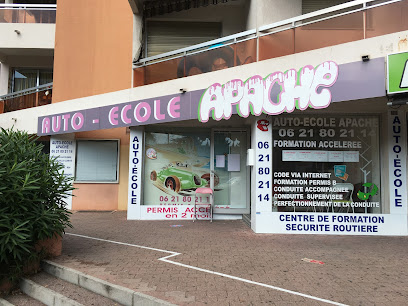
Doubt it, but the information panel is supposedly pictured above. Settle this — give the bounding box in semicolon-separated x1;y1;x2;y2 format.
271;115;381;214
50;134;76;210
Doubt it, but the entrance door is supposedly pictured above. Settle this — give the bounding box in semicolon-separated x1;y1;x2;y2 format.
211;129;250;214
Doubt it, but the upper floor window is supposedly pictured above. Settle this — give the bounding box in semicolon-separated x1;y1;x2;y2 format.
10;68;52;92
146;20;221;57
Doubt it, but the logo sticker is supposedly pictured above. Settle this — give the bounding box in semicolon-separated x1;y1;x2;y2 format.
357;183;378;201
146;148;157;159
257;119;270;131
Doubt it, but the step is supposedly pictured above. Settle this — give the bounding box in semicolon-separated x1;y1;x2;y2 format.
42;260;175;306
242;214;251;228
1;290;45;306
26;272;119;305
20;278;83;306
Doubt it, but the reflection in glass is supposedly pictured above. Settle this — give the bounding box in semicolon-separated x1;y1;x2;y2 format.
213;131;247;209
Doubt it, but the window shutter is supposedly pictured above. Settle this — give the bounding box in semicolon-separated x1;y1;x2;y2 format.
146;21;221;57
76;140;119;182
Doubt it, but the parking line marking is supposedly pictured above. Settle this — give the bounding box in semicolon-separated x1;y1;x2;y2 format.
66;233;348;306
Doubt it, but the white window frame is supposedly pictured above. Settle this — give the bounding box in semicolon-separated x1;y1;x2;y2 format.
74;139;120;184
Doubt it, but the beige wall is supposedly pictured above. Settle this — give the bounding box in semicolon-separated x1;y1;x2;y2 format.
0;23;55;49
0;62;9;96
52;0;133;103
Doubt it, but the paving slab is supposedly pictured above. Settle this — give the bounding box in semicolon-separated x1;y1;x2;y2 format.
51;211;408;305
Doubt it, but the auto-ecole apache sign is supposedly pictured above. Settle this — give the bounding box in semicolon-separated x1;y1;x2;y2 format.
38;59;386;135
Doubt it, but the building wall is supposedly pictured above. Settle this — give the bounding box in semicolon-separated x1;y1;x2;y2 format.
0;23;55;49
72;127;129;211
0;62;9;96
3;30;408;133
147;1;248;36
49;0;133;210
245;0;302;30
52;0;133;103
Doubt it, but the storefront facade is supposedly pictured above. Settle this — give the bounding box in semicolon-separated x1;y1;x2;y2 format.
36;53;408;236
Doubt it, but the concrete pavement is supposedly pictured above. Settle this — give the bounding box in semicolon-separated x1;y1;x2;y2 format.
52;211;408;305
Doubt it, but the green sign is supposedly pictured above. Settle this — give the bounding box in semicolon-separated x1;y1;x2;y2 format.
387;52;408;94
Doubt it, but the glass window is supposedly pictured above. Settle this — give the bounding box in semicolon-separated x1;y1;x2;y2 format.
272;115;381;214
75;140;119;182
13;69;38;92
146;21;221;57
39;70;53;85
11;68;53;92
213;130;248;209
144;129;211;205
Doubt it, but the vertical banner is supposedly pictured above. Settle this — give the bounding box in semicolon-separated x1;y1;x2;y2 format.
255;118;273;217
127;127;144;219
50;134;76;210
388;110;407;215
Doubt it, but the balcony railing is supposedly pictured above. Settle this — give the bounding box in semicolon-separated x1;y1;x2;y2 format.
0;83;53;114
0;4;56;24
134;0;407;87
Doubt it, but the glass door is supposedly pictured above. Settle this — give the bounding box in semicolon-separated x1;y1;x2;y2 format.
211;129;250;214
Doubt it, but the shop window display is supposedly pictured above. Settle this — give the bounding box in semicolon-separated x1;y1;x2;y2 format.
144;130;212;206
272;115;381;214
144;129;249;210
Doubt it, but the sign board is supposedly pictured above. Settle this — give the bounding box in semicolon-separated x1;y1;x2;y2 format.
127;127;143;219
50;134;76;210
388;110;407;215
387;51;408;94
38;59;387;136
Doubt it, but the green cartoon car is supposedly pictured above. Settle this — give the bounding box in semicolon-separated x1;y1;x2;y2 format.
150;166;219;193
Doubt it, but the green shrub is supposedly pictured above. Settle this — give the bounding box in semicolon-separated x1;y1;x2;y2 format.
0;128;73;283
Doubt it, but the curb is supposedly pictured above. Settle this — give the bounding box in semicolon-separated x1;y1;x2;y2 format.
42;260;175;306
0;298;14;306
20;278;83;306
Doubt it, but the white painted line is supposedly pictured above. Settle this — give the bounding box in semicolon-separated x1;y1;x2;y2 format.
66;233;348;306
66;233;178;255
159;255;346;305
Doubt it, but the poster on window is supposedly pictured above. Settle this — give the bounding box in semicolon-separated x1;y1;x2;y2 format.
271;115;381;215
50;134;75;210
143;131;214;219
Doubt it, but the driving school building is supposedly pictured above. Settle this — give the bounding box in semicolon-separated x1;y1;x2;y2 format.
1;0;408;236
37;48;408;236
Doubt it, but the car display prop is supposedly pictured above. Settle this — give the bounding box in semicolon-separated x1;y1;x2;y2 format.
150;164;219;194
